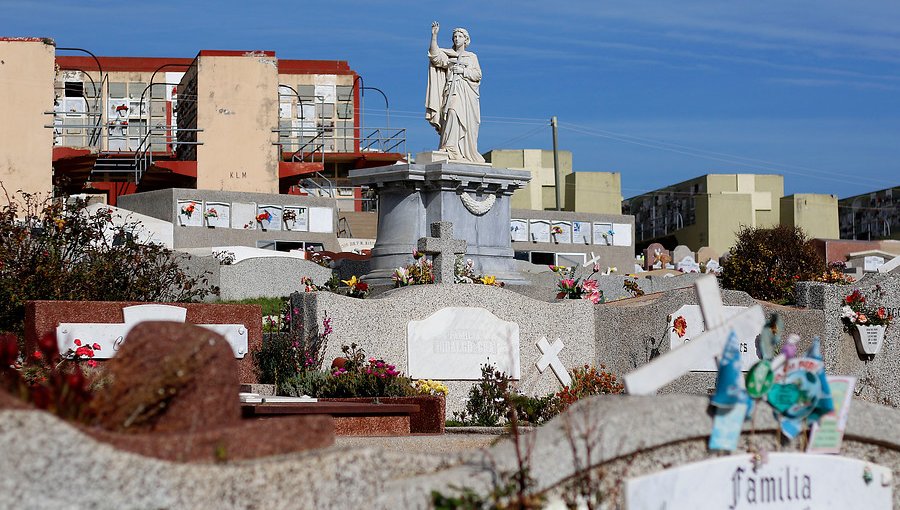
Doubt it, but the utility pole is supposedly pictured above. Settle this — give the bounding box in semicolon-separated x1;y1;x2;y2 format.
551;116;561;211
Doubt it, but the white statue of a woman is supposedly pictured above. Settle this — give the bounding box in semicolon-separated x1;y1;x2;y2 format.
425;21;485;163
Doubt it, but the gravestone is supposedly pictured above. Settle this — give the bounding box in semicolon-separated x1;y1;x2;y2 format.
644;243;668;270
349;162;530;285
697;246;719;264
675;255;701;273
530;219;551;243
407;307;520;379
25;301;262;383
626;453;892;509
624;275;765;395
92;322;240;433
417;221;467;283
704;258;721;273
672;245;693;264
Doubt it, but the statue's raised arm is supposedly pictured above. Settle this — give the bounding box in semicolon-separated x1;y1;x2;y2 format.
424;22;485;163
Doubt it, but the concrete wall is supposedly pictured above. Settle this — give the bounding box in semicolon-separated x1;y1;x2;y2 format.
0;38;55;200
510;208;635;271
195;52;279;193
118;188;342;251
797;273;900;407
781;193;839;239
563;171;622;214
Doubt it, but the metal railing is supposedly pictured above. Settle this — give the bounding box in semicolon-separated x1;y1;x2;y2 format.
274;125;406;161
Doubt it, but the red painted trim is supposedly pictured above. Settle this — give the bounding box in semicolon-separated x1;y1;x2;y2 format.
153;160;197;177
52;147;93;161
353;71;361;153
279;161;325;178
278;60;353;75
56;56;194;72
198;50;275;57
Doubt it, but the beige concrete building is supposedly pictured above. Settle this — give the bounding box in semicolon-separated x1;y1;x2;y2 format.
0;37;405;208
484;149;622;214
780;193;840;240
838;186;900;241
0;38;55;201
623;173;787;254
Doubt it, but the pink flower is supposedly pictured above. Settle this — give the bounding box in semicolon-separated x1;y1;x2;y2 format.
857;313;868;324
585;291;602;304
581;279;599;293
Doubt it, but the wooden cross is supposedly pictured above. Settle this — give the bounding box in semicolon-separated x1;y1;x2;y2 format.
623;275;766;395
536;337;572;386
417;221;467;284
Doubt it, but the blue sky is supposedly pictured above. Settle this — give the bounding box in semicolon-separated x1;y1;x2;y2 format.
6;0;899;198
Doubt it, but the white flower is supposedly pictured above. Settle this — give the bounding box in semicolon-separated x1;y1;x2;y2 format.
841;305;857;321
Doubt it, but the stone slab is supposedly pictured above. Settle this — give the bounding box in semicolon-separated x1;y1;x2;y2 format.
626;453;891;509
25;300;263;383
407;307;520;380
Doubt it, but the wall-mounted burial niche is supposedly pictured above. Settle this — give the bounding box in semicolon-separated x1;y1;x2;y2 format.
308;207;334;233
572;221;591;244
551;221;572;244
231;202;258;230
176;199;203;227
283;206;309;232
256;205;284;231
510;219;528;242
203;201;231;228
529;219;551;243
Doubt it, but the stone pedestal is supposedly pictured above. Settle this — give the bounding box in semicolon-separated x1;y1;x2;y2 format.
349;162;531;285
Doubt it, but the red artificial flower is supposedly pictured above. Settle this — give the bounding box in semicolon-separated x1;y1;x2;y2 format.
86;360;98;368
74;339;82;346
672;316;688;338
92;343;101;350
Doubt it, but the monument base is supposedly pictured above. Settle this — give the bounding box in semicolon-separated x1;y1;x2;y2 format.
349;162;531;286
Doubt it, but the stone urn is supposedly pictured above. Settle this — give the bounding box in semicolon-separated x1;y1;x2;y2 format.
852;324;886;356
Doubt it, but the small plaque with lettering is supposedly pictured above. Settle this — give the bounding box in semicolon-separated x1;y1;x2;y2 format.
407;307;520;379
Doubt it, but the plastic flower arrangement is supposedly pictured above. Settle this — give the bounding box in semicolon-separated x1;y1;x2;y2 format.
414;379;449;396
841;288;892;328
341;275;370;299
454;256;504;287
550;225;563;235
550;264;604;304
203;208;218;219
256;210;272;225
672;316;688;338
67;338;102;364
392;250;434;287
180;201;196;218
816;261;855;284
282;209;297;223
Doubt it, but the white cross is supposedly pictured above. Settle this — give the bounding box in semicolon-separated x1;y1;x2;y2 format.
623;275;765;395
536;337;572;386
583;252;601;268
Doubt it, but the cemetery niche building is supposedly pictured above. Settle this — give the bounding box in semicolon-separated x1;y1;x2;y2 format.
623;173;840;254
1;37;406;219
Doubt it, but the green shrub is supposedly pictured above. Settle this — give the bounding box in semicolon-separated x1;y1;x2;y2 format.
0;189;216;337
279;343;415;398
720;225;825;304
253;309;331;388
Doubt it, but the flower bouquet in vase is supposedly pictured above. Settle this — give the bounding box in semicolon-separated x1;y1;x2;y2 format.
841;288;892;356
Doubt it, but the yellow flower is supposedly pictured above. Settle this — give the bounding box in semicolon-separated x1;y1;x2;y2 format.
480;275;496;285
341;275;359;288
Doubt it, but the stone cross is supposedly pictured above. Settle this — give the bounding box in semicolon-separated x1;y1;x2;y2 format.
536;337;572;386
418;221;467;284
623;275;765;395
